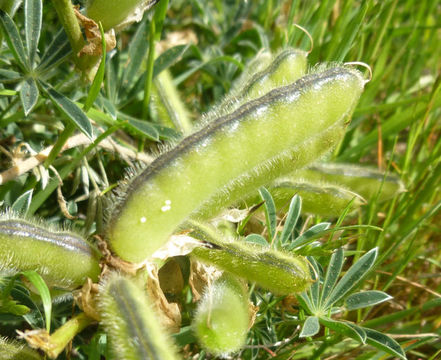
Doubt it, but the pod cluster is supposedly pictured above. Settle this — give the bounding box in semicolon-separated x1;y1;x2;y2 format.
108;49;366;263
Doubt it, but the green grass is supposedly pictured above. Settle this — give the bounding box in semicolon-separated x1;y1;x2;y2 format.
1;0;441;359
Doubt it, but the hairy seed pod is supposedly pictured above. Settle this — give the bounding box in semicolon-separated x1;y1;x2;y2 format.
297;163;405;201
0;337;42;360
0;214;101;289
108;66;365;262
211;48;308;118
189;221;311;294
259;181;365;217
86;0;157;31
193;273;250;357
98;273;179;360
151;70;193;135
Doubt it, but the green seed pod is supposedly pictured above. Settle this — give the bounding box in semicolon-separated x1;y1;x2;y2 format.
297;163;405;201
86;0;158;31
0;213;101;289
151;70;193;135
193;273;250;357
189;221;311;294
260;181;365;217
0;337;42;360
213;48;308;118
241;48;308;100
98;273;179;360
109;66;365;262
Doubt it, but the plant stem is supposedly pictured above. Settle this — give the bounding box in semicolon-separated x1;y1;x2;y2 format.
50;0;97;77
44;122;76;168
142;18;156;119
45;313;94;359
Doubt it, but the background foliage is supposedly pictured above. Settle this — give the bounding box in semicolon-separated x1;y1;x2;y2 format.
1;0;441;359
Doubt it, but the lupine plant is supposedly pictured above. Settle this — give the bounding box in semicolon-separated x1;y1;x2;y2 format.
1;1;440;359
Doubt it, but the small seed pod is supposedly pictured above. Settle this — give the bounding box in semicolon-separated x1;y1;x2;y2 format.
267;181;365;217
108;66;365;263
298;163;405;201
0;337;42;360
86;0;158;31
192;273;250;357
0;213;101;289
98;272;179;360
189;221;311;295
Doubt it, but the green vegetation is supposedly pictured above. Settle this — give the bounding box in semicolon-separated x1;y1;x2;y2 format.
0;0;440;359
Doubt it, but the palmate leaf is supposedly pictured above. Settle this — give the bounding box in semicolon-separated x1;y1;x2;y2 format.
345;290;392;310
0;9;29;72
24;0;42;66
323;247;378;308
83;22;106;112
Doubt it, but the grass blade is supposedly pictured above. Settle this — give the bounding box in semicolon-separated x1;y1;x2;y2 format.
83;22;106;112
20;270;52;333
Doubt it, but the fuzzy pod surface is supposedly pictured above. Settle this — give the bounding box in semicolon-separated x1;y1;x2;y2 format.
86;0;155;31
298;163;405;201
0;337;42;360
189;221;311;294
266;181;364;217
193;273;250;356
98;273;179;360
0;215;101;289
109;66;365;262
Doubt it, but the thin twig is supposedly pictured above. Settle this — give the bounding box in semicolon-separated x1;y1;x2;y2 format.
0;133;153;185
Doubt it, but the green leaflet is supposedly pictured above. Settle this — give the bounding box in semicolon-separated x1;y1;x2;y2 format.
297;163;405;201
192;273;250;356
189;221;311;294
98;273;179;360
0;213;101;289
108;65;365;262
